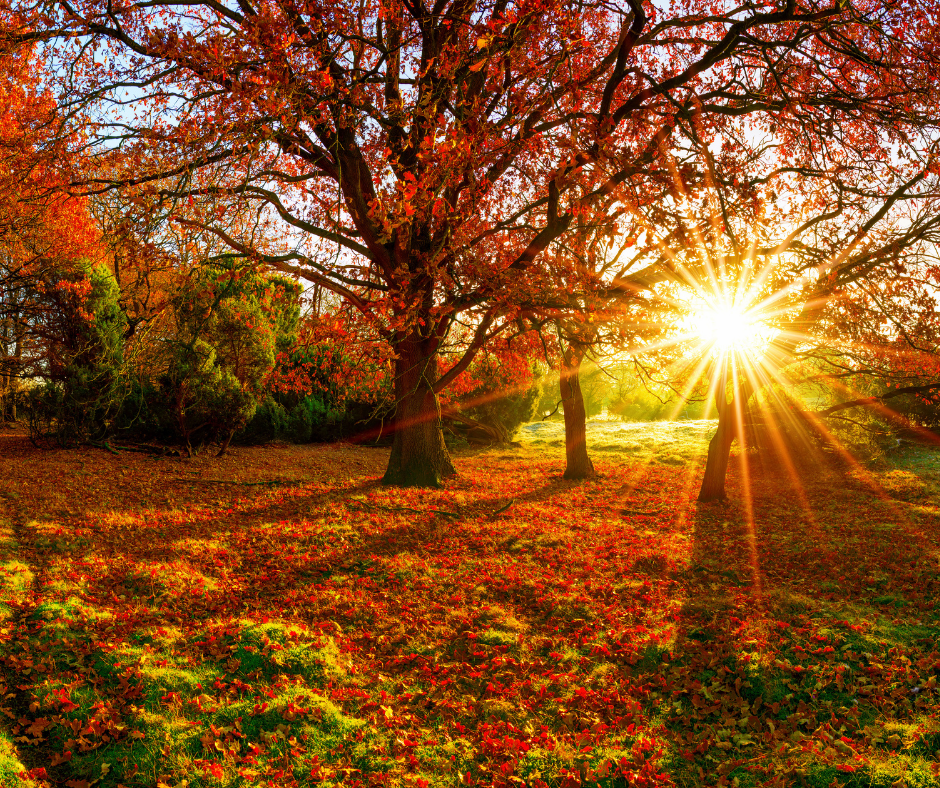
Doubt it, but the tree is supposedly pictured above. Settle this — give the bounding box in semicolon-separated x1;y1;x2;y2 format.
524;209;672;480
687;158;940;502
12;0;940;484
160;262;298;455
25;260;129;444
0;38;100;419
772;238;940;453
532;105;940;501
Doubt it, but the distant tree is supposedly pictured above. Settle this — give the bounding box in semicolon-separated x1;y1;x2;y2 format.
26;261;128;445
688;161;940;501
0;40;100;419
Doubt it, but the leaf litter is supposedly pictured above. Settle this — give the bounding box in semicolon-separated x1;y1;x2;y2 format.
0;425;936;787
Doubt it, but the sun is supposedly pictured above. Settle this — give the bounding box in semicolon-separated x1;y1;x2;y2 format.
688;302;768;354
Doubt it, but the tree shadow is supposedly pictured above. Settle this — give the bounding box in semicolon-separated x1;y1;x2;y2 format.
0;489;57;782
658;453;940;787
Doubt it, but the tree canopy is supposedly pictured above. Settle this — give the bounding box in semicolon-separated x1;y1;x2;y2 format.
2;0;940;484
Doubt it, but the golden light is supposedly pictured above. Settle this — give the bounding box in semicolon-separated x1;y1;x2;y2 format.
686;301;770;355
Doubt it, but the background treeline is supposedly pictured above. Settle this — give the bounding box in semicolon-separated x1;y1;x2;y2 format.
3;244;555;453
9;254;389;453
7;247;940;458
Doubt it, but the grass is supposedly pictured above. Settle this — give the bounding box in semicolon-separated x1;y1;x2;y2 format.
0;420;936;787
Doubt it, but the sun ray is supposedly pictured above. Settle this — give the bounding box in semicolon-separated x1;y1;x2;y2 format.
748;385;828;545
728;352;764;600
662;350;722;422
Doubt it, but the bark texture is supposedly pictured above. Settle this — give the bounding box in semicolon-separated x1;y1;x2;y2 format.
382;337;456;487
560;348;595;480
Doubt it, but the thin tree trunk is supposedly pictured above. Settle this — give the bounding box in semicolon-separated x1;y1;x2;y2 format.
698;401;736;501
560;347;595;480
383;336;456;487
698;374;756;502
10;329;21;422
697;288;835;502
1;334;9;422
216;429;234;457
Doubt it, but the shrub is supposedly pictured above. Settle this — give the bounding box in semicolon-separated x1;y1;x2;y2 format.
449;352;540;441
239;395;337;444
26;261;129;446
462;382;540;439
159;265;283;454
253;313;393;444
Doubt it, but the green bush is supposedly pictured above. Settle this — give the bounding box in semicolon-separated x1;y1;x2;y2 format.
238;312;394;445
164;339;263;454
24;257;317;453
454;355;541;440
240;392;387;445
26;261;129;446
463;383;539;439
291;395;343;442
159;266;283;454
239;396;329;444
240;399;291;444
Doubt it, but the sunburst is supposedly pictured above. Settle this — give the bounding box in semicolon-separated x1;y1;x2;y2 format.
686;299;771;355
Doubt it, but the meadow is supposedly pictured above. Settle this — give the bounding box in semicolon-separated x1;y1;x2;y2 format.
0;421;937;788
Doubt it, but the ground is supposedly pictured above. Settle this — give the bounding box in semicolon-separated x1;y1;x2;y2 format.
0;419;937;788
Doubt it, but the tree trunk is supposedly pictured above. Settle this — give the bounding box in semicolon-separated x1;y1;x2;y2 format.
383;336;456;487
216;429;234;457
697;401;737;502
698;371;758;502
560;347;595;480
10;330;21;421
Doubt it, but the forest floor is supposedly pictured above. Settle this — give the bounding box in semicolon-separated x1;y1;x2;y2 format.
0;421;937;788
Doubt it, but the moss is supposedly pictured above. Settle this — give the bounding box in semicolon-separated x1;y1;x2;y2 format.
231;623;346;682
478;628;518;647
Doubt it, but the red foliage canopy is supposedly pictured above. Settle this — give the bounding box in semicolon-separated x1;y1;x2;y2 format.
0;38;101;403
9;0;940;481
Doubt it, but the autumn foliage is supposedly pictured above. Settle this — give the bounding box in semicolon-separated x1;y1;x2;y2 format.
0;40;102;418
7;0;939;484
1;2;940;786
